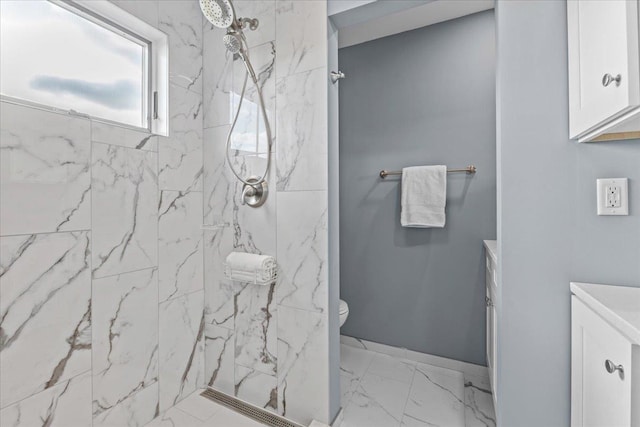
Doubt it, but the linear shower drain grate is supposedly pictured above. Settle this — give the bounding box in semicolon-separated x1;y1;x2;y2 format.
200;388;304;427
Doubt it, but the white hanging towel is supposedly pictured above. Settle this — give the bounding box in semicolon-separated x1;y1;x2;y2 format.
401;165;447;228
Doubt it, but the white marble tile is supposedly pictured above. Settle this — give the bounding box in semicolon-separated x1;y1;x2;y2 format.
159;0;203;93
341;335;407;360
230;41;276;156
92;142;158;278
210;405;269;427
159;290;205;411
276;191;328;312
276;67;328;191
234;1;276;48
234;365;277;413
203;27;233;129
367;353;416;384
174;391;219;421
404;364;465;427
0;232;91;408
235;283;277;376
205;324;235;395
0;102;90;235
400;414;434;427
159;190;204;302
203;125;234;225
339;344;374;381
340;372;360;408
0;371;92;427
203;227;236;330
464;379;496;427
277;306;328;425
159;84;203;192
110;0;158;27
145;406;206;427
93;383;159;427
275;0;327;78
342;373;410;427
92;121;157;152
92;268;159;421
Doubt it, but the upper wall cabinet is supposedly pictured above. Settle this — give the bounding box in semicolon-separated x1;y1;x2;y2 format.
568;0;640;142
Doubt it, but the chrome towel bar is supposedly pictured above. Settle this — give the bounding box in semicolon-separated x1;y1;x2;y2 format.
379;165;477;179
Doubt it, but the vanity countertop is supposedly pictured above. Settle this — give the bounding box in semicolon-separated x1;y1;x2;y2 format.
483;240;497;263
571;282;640;345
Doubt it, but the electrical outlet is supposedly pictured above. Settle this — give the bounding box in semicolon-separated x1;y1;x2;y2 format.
597;178;629;216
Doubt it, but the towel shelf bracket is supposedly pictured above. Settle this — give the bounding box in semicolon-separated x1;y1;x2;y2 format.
379;165;477;179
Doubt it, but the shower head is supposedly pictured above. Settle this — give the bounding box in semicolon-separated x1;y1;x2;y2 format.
223;33;242;54
200;0;236;29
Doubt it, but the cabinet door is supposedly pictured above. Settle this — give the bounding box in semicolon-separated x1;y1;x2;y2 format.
568;0;640;138
572;297;633;427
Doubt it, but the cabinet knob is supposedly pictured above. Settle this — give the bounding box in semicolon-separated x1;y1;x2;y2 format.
605;359;624;376
602;73;622;87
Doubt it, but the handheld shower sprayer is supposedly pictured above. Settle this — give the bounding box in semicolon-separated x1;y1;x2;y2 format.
199;0;273;207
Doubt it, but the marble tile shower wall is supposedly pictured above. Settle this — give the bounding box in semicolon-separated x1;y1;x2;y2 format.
202;1;330;425
0;1;205;426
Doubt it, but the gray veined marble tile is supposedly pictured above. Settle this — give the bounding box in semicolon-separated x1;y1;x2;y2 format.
159;190;204;302
91;142;158;279
234;283;277;376
159;84;203;192
367;353;416;384
145;406;206;427
277;306;329;426
276;191;328;312
275;0;327;78
342;372;410;427
234;365;277;413
91;121;158;152
340;344;375;380
159;290;205;412
92;268;159;425
203;227;236;330
0;231;91;408
464;379;496;427
159;0;203;94
93;382;159;427
276;67;328;192
0;370;92;427
203;28;233;129
203;125;234;225
233;1;276;48
205;324;235;395
0;102;90;236
403;364;465;427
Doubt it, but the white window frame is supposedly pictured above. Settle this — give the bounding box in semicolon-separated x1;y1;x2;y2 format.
0;0;168;136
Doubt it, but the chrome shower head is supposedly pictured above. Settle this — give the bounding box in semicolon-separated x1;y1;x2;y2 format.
223;33;242;54
200;0;236;29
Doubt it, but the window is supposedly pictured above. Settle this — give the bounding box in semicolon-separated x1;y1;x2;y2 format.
0;0;167;134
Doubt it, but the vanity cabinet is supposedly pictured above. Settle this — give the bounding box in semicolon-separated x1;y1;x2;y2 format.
567;0;640;142
484;240;498;411
571;283;640;427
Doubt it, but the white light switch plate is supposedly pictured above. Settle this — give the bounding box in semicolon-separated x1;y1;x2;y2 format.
597;178;629;216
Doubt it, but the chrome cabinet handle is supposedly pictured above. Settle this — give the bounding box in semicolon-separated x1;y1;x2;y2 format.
605;359;624;375
602;73;622;87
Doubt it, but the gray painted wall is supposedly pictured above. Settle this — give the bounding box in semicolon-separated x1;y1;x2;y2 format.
496;1;640;426
338;10;496;365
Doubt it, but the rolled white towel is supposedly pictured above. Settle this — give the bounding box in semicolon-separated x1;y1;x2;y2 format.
224;252;277;285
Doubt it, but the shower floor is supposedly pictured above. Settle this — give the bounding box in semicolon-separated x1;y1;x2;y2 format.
144;343;495;427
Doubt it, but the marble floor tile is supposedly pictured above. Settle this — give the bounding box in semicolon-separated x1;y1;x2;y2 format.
234;365;277;413
342;373;410;427
209;405;269;427
174;391;219;421
93;383;159;427
340;344;375;380
0;232;91;408
367;353;416;384
340;372;361;407
464;379;496;427
0;102;90;235
404;364;465;427
92;268;159;421
159;190;204;302
145;406;206;427
0;371;92;427
159;291;205;411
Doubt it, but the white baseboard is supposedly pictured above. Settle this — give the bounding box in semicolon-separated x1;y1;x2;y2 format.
340;335;489;380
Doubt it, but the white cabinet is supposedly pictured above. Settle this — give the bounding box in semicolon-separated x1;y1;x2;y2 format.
568;0;640;142
571;283;640;427
484;241;498;411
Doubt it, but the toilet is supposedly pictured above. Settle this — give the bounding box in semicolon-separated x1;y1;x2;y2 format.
339;299;349;327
